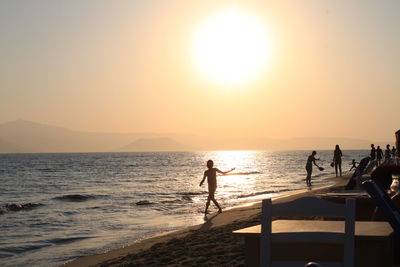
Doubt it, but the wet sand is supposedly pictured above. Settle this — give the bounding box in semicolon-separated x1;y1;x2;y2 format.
64;176;349;267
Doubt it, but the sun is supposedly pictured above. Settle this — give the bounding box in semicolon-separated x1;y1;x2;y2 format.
192;8;272;88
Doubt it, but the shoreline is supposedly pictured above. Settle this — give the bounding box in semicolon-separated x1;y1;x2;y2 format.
64;175;348;267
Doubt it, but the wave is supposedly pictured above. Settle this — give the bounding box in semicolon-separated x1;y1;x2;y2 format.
236;189;291;199
0;236;91;256
47;236;93;245
137;196;194;206
177;191;207;196
161;196;193;203
53;194;96;202
0;252;13;259
0;244;50;255
37;168;63;172
135;200;157;205
0;203;44;215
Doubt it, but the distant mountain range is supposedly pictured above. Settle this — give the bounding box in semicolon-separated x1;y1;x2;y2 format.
0;120;391;153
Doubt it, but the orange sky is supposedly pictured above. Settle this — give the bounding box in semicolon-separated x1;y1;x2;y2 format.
1;1;399;141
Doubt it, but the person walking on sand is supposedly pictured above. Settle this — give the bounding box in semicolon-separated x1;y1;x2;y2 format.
199;160;234;214
333;145;343;177
305;151;321;186
377;145;383;166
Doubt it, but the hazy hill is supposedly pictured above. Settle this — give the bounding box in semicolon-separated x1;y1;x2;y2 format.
0;120;138;153
0;120;193;153
0;120;392;153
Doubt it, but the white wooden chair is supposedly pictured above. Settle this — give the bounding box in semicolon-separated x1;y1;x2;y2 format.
260;197;356;267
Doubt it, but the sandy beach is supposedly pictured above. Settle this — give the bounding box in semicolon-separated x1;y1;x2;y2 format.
64;176;349;267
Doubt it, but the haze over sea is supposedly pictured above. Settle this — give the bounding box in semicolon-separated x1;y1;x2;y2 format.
1;150;367;267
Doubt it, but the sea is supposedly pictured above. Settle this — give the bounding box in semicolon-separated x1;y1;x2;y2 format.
0;150;368;267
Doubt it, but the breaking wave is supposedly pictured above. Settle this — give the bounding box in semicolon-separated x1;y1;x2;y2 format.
53;194;96;202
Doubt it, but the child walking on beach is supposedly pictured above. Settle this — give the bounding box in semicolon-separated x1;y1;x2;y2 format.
199;160;234;214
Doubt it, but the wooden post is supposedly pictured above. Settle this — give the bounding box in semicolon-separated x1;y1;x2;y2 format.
260;199;272;267
344;198;356;267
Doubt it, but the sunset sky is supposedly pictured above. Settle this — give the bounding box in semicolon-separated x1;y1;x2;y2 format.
1;0;399;142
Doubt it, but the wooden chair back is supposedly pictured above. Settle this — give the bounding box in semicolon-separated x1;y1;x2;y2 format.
260;196;356;267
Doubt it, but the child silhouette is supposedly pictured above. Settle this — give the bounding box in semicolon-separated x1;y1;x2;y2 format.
199;160;234;214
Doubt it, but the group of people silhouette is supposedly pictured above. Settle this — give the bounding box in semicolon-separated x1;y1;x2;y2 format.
305;143;398;187
370;143;397;166
305;145;344;186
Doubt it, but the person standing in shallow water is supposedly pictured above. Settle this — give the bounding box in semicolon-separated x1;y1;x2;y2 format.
199;160;234;214
333;145;343;177
305;151;321;186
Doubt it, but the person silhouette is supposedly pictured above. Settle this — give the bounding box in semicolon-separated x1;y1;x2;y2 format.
377;146;383;166
349;159;358;171
370;144;376;161
396;130;400;164
199;160;234;214
305;151;321;186
333;144;343;177
385;144;392;161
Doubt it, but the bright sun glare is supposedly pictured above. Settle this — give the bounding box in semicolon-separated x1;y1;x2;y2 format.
192;8;272;87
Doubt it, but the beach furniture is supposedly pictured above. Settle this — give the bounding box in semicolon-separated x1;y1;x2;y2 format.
233;219;393;267
259;197;356;267
318;192;376;221
362;180;400;264
345;157;370;190
363;181;400;229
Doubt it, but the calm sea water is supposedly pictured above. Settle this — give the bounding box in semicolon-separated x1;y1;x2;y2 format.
0;150;368;267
